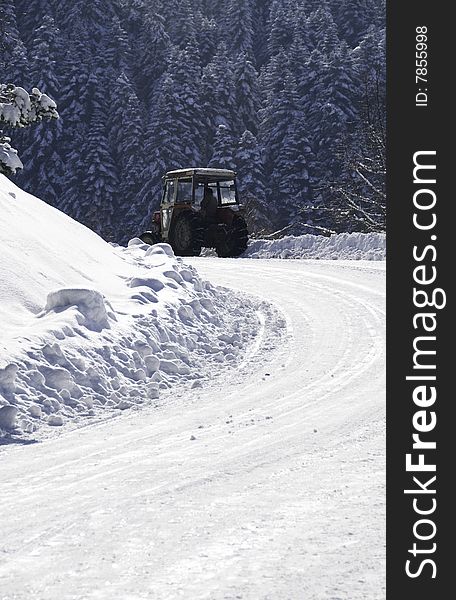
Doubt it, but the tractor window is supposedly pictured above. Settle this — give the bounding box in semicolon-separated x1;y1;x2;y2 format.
195;181;219;205
163;180;176;205
194;182;205;206
219;180;237;205
208;182;218;198
162;208;171;232
176;179;193;204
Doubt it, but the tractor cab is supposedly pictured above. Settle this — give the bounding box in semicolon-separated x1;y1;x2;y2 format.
140;168;248;257
160;168;239;234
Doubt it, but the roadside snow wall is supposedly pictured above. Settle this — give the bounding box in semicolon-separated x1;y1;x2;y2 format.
244;232;386;260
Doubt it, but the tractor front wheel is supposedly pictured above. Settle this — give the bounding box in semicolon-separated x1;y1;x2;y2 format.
169;211;204;257
139;230;161;245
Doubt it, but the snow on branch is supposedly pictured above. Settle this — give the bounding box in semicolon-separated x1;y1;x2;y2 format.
0;84;59;176
0;136;23;174
0;84;59;128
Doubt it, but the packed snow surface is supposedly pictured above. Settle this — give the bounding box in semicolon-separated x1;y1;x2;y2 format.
0;175;279;437
1;176;385;599
244;231;386;260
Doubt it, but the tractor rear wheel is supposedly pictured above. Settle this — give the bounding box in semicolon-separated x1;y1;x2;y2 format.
169;211;204;257
216;215;249;258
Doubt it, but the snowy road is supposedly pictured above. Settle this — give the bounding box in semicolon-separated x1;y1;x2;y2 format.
0;259;385;600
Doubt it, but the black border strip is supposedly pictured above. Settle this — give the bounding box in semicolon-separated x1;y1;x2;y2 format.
387;1;451;596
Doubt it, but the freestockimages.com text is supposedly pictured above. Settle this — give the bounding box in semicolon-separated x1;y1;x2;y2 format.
404;150;446;579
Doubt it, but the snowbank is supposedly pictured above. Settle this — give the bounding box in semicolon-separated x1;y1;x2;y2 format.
0;176;279;438
244;232;386;261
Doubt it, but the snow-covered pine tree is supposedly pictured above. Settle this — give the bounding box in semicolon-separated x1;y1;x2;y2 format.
55;29;91;131
337;0;377;47
197;16;218;66
306;3;340;55
14;0;56;46
288;34;311;97
294;47;324;120
135;73;188;232
309;43;358;190
165;0;197;48
109;73;144;171
373;0;386;29
58;124;87;221
259;68;296;168
201;43;237;159
352;25;386;85
16;116;64;207
226;0;255;55
53;0;117;37
27;16;61;97
147;73;189;170
330;25;386;232
267;0;295;56
16;16;65;205
208;125;236;170
199;0;223;18
109;73;147;241
291;2;311;52
0;84;59;176
166;42;205;164
76;107;119;240
233;53;261;136
59;56;119;238
53;31;92;217
0;0;29;85
259;71;313;227
273;115;314;230
104;17;133;81
252;0;273;67
259;48;290;102
132;11;170;107
235;129;271;233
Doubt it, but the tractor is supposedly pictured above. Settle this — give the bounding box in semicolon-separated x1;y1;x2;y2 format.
139;168;249;257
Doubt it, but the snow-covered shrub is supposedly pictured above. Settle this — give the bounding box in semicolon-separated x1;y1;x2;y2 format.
0;84;59;175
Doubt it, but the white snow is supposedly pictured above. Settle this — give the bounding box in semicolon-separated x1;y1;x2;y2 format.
243;231;386;260
0;175;276;437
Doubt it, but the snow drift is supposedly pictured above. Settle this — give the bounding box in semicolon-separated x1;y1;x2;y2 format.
244;232;386;260
0;175;279;438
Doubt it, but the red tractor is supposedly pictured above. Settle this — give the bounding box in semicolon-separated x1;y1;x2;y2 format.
140;168;249;257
